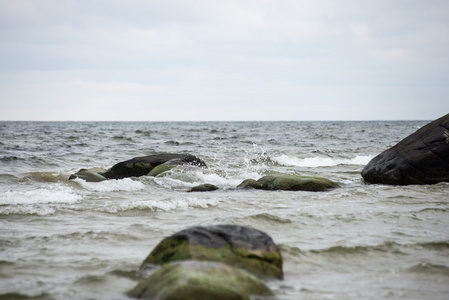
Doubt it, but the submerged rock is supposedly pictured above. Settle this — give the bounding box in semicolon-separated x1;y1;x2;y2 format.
100;153;207;179
128;261;272;300
188;183;219;192
237;179;263;189
68;169;107;182
362;113;449;185
141;224;283;279
238;174;339;191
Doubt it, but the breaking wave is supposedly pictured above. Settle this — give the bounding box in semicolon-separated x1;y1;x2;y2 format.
273;155;373;167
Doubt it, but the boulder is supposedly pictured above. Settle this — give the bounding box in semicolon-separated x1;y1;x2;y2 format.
362;114;449;185
128;261;272;300
100;153;207;179
237;179;263;189
68;169;107;182
141;224;283;279
238;174;339;191
188;184;219;192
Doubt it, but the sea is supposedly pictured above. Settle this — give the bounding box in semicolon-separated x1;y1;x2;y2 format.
1;120;448;300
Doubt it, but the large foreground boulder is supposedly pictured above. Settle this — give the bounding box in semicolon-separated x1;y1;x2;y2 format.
100;153;207;179
362;114;449;185
141;224;283;279
238;174;340;191
128;261;272;300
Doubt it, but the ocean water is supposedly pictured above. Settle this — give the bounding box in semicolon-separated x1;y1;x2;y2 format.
0;120;448;300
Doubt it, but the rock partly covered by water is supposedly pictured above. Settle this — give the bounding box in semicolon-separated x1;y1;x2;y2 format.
101;153;207;179
362;114;449;185
141;224;283;279
238;174;340;191
188;183;219;192
128;260;272;300
69;153;207;181
68;169;108;182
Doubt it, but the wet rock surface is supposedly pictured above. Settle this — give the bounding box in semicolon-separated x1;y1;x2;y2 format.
362;113;449;185
128;260;272;300
141;224;283;279
238;174;340;191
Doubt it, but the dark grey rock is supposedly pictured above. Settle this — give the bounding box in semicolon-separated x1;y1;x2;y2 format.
362;114;449;185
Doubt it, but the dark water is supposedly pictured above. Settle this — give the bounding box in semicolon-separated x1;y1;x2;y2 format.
1;121;448;299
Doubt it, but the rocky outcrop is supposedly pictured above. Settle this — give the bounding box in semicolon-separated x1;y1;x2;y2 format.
188;183;219;192
140;224;283;279
68;169;107;182
128;261;272;300
101;153;207;179
362;114;449;185
238;174;340;191
66;153;207;181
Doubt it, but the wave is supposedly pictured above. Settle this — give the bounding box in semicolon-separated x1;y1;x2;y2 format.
97;196;220;213
0;187;82;215
273;154;373;168
406;262;449;276
74;178;145;192
23;171;69;183
0;187;82;206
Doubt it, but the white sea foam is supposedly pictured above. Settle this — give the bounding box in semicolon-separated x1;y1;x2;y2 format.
273;155;373;167
0;187;82;205
76;178;145;192
101;197;220;213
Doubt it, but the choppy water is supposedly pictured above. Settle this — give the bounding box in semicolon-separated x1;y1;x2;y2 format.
1;121;448;300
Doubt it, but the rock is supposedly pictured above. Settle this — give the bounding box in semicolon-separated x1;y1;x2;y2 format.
147;164;175;177
237;179;263;189
68;169;107;182
257;174;339;191
188;184;219;192
141;224;283;279
362;114;449;185
237;174;339;191
128;261;272;300
100;153;207;179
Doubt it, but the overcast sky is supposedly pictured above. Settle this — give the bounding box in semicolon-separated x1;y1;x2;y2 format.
1;0;448;121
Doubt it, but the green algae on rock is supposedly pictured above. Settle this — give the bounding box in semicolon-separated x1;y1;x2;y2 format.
188;183;219;192
141;224;283;279
128;261;272;300
100;153;207;179
257;174;340;191
238;174;339;191
68;169;108;182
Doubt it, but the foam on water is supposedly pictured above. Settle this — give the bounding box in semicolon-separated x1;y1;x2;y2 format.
99;196;220;213
273;154;373;167
76;178;145;192
0;187;82;205
0;186;82;215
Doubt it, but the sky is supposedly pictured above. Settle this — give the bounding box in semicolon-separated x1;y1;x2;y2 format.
1;0;448;121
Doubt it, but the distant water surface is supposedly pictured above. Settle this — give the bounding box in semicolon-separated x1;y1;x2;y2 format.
1;121;448;300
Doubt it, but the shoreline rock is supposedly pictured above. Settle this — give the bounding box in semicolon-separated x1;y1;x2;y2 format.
128;261;272;300
362;113;449;185
238;174;340;191
69;153;207;181
141;224;283;279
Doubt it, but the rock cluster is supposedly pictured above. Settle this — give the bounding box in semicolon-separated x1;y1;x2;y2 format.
69;153;340;192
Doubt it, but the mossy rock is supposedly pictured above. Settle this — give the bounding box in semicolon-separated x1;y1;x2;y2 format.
237;179;263;189
141;225;283;279
147;164;176;177
68;169;108;182
257;174;339;191
188;184;219;192
128;261;272;300
100;153;207;179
